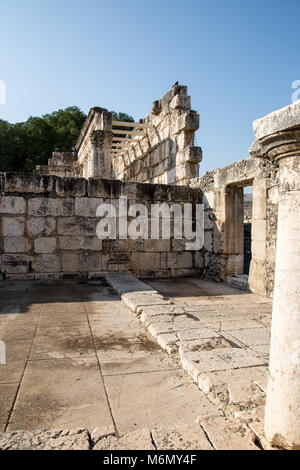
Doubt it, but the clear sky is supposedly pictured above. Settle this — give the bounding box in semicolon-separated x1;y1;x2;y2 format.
0;0;299;174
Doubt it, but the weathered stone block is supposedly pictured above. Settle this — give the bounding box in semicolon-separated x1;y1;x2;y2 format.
56;177;86;197
27;217;56;237
167;252;193;269
34;273;60;280
3;173;53;193
0;196;26;214
34;237;57;254
62;253;79;272
32;254;61;273
144;239;170;252
57;217;97;236
173;111;199;134
79;253;106;272
28;198;74;216
131;252;161;270
4;237;31;253
59;236;102;251
170;94;191;110
75;197;103;217
2;254;28;273
2;217;25;236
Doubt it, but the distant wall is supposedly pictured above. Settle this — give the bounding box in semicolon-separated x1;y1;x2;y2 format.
0;173;213;281
112;85;202;185
36;86;202;185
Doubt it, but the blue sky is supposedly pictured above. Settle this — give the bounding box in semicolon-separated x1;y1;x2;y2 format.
0;0;299;175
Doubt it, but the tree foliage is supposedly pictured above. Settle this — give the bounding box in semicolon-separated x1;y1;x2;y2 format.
0;107;86;172
0;108;134;172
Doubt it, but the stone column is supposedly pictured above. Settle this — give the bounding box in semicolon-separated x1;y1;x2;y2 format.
250;101;300;449
88;129;113;179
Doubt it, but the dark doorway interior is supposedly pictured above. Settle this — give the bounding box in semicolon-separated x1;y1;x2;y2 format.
243;187;253;275
244;223;252;274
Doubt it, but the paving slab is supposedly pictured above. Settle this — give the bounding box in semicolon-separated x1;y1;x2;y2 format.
200;416;259;450
0;339;32;384
197;367;267;415
151;424;213;450
0;383;18;432
7;357;113;431
97;338;178;376
104;369;221;435
30;323;94;360
227;327;270;347
93;428;155;450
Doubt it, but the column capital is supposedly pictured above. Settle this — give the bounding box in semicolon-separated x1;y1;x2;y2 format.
249;101;300;161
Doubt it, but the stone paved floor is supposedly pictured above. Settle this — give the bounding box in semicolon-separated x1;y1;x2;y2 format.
106;274;273;448
0;277;273;449
0;280;221;436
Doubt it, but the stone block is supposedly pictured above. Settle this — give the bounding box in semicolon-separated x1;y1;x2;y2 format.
62;253;79;272
79;253;106;272
4;237;31;253
6;273;35;281
172;111;199;134
34;237;57;254
75;197;104;217
144;239;170;252
170;94;191;110
151;424;213;450
253;99;300;139
131;252;161;271
32;254;61;273
167;252;193;269
87;179;118;198
2;255;28;273
3;173;53;194
58;236;102;251
177;146;202;165
28;198;74;216
93;428;155;450
56;178;86;197
34;273;60;280
2;217;25;236
200;417;258;450
27;217;56;237
57;217;97;236
0;196;26;214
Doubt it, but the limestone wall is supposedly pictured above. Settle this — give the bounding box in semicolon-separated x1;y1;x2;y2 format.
0;173;209;281
112;85;202;185
190;157;279;296
36;152;81;178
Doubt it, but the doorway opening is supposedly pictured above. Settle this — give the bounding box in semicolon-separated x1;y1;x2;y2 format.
243;186;253;275
225;182;253;290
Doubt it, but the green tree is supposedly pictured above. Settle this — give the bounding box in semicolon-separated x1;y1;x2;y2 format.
0;107;134;172
43;106;86;151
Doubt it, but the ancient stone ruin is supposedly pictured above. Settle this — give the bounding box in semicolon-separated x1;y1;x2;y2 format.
1;85;279;298
0;85;299;449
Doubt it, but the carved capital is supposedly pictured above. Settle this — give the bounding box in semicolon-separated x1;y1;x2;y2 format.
252;127;300;162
